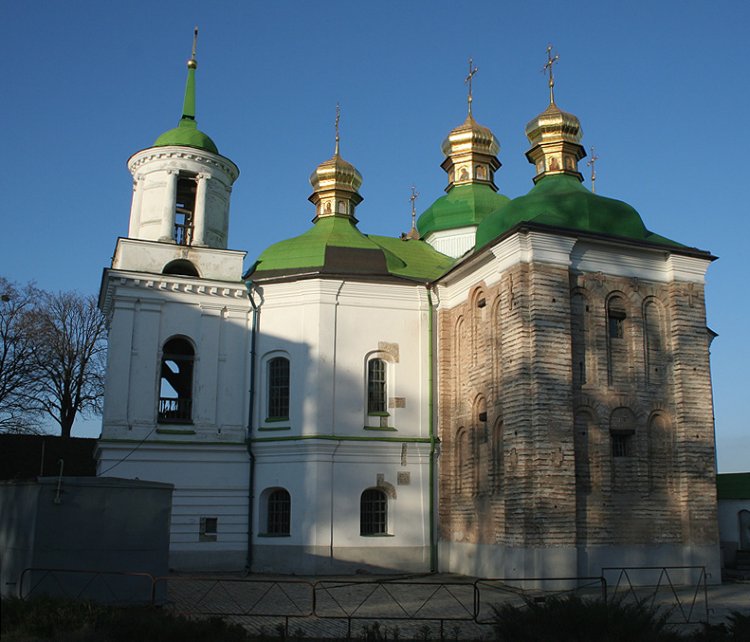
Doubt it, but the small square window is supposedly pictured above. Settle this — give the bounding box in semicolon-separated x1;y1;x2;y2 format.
611;433;631;458
200;517;218;542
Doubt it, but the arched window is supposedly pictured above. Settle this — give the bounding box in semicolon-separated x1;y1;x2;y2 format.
607;294;629;387
266;488;291;535
571;291;589;387
610;407;636;458
492;418;504;491
162;259;199;277
267;357;290;420
360;488;388;535
158;337;194;423
644;299;667;384
456;427;468;494
367;358;387;414
175;174;197;246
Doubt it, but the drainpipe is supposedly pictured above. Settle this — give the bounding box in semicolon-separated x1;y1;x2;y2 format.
427;285;438;573
244;281;261;573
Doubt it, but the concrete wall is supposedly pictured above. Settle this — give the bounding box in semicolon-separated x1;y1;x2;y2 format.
0;477;172;602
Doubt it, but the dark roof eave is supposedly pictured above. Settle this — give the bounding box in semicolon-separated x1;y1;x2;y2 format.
246;268;431;287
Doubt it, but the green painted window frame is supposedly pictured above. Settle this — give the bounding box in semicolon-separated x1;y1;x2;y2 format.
367;358;387;414
267;356;290;421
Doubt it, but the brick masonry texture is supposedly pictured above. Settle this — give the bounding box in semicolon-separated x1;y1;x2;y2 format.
437;261;719;552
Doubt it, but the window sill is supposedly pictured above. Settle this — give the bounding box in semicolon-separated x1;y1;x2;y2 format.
364;426;397;432
367;412;390;417
157;428;196;435
259;426;291;431
265;417;289;423
359;533;394;538
157;419;194;426
258;533;291;538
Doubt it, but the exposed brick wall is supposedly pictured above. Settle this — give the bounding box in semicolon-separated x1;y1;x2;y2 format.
437;259;718;552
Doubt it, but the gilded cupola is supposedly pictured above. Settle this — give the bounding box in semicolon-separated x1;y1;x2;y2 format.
308;105;363;222
524;45;586;183
440;59;501;192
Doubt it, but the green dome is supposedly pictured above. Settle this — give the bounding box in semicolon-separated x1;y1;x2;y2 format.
417;183;510;237
153;117;219;155
475;174;680;250
249;216;453;282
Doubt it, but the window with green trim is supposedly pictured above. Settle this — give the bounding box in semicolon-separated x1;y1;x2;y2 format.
367;359;387;414
268;357;290;420
267;488;291;535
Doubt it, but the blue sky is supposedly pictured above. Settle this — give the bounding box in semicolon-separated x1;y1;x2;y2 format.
3;1;747;471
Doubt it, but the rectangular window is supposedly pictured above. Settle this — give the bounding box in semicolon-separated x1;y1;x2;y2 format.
200;516;218;542
612;433;631;458
175;176;196;246
268;357;290;420
360;488;388;535
608;311;625;339
367;359;387;414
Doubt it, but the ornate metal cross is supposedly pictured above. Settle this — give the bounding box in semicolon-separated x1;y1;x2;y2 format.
465;58;479;115
543;44;560;104
587;147;600;193
334;103;341;155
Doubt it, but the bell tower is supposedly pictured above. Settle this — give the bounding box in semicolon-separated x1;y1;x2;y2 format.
117;28;240;279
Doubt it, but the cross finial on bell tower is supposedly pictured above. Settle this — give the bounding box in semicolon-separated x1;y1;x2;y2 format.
543;44;560;105
465;58;479;116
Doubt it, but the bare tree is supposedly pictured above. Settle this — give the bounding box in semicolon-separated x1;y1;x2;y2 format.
29;291;107;438
0;278;44;433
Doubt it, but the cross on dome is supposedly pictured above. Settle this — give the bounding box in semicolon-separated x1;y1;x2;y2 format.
465;58;479;115
543;44;560;105
334;103;341;156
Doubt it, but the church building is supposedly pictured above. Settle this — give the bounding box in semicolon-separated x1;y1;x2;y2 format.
97;40;720;580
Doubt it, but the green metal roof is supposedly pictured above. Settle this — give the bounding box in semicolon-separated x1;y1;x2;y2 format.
475;174;682;250
154;118;219;154
717;473;750;500
369;235;454;281
417;183;510;237
152;62;219;154
248;216;453;281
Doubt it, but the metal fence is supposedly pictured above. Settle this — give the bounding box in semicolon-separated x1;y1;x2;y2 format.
602;565;710;625
17;565;711;639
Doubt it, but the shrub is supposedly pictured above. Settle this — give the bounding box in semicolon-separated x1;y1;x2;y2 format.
490;594;684;642
0;596;253;642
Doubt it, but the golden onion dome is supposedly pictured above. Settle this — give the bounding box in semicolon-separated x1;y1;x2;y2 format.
525;102;583;147
441;113;500;159
309;152;363;195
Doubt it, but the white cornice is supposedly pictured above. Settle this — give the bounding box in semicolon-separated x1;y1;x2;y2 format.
128;146;239;181
572;241;710;283
438;231;575;309
255;278;428;310
436;231;710;310
100;269;248;316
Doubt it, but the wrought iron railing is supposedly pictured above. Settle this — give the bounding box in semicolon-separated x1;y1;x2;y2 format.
157;397;192;423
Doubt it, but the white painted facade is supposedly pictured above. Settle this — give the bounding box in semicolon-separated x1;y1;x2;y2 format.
98;130;436;572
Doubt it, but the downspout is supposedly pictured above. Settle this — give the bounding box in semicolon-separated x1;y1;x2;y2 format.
427;285;438;573
329;281;345;561
245;281;261;573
